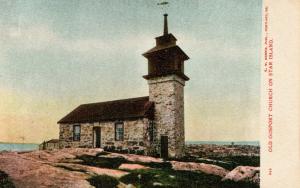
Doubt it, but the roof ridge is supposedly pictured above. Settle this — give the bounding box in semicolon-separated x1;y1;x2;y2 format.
80;96;149;106
57;96;153;124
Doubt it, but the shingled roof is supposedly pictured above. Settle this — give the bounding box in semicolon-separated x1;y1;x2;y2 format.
143;44;189;60
58;96;154;124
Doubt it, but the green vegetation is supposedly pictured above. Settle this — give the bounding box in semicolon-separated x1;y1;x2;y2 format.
76;154;259;188
55;164;87;173
95;151;110;156
173;155;260;171
211;156;260;170
77;154;126;169
221;180;259;188
0;171;15;188
136;161;172;170
120;169;259;188
87;175;119;188
77;153;172;170
121;169;224;188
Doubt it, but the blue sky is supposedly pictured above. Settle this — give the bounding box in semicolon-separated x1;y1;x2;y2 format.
0;0;262;143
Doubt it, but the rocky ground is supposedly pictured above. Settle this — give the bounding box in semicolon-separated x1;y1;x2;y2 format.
185;144;260;158
0;148;259;188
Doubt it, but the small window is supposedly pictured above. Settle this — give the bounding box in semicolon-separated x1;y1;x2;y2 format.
149;120;155;142
115;122;124;141
73;125;81;141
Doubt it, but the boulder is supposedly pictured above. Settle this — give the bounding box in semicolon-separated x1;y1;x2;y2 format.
222;166;260;185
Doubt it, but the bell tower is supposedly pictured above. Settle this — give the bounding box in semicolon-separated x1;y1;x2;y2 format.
143;14;189;158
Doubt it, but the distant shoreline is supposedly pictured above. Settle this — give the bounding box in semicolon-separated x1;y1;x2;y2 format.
1;140;260;152
0;141;40;145
0;143;39;152
0;141;260;146
186;141;260;146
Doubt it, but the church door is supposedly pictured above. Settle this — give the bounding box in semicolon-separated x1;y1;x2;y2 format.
93;127;101;148
160;135;168;159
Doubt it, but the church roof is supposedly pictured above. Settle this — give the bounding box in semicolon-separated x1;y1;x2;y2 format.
58;96;154;124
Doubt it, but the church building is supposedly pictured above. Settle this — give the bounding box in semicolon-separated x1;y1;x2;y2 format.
58;14;189;158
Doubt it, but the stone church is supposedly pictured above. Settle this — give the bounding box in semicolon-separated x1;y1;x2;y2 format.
58;14;189;158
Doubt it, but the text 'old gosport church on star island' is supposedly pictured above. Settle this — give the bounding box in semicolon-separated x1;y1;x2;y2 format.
56;14;190;158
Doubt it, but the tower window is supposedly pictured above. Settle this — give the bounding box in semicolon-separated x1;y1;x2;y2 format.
115;122;124;141
73;125;81;141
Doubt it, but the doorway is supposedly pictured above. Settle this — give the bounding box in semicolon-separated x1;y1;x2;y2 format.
93;127;101;148
160;135;168;159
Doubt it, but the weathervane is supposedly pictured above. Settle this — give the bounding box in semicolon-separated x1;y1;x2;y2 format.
157;1;170;35
157;1;169;14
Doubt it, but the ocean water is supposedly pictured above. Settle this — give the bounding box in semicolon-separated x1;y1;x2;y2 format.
0;141;259;151
0;143;39;151
185;141;260;146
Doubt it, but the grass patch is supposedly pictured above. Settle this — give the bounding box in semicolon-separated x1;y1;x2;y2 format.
191;158;236;171
0;171;15;188
77;153;172;170
221;180;259;188
170;156;236;170
120;169;259;188
120;169;222;188
76;154;259;188
172;155;259;171
210;156;260;170
146;162;172;169
55;165;87;173
77;155;127;169
87;175;119;188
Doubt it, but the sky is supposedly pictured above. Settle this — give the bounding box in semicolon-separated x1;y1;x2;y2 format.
0;0;262;143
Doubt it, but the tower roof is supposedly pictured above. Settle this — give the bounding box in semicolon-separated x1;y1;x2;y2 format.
142;14;189;60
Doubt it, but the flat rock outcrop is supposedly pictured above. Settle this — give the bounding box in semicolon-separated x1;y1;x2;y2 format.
171;161;229;177
0;152;92;188
108;153;163;163
119;163;149;170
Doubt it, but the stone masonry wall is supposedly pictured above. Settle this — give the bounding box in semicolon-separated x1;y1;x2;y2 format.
59;118;150;153
148;75;185;158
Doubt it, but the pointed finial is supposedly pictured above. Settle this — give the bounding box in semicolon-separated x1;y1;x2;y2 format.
163;14;168;35
157;1;169;35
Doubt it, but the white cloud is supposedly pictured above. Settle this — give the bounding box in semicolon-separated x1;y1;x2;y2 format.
1;24;259;63
0;24;153;56
177;33;259;60
1;25;57;50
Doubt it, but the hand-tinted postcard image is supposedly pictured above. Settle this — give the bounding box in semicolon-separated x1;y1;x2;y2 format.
0;0;264;187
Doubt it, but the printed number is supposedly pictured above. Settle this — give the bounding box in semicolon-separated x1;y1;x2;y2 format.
268;168;272;175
